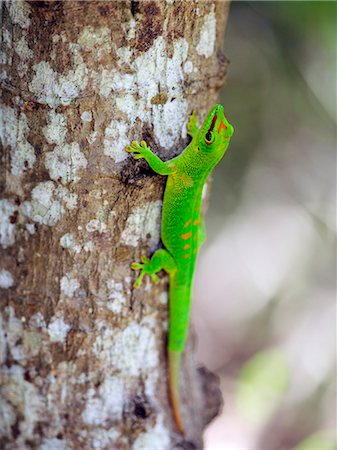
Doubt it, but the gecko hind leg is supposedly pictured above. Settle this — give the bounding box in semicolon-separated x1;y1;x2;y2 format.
131;249;177;288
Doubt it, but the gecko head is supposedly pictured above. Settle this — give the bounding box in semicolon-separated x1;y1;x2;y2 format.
198;104;234;155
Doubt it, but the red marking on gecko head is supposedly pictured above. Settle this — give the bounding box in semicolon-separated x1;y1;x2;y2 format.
218;120;228;134
208;114;218;133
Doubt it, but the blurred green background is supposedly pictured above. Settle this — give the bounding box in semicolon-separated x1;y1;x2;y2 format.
193;2;336;449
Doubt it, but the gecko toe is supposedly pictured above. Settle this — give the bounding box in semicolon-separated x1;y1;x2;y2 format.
152;274;160;284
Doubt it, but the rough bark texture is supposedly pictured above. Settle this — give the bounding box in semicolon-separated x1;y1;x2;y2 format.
0;1;230;448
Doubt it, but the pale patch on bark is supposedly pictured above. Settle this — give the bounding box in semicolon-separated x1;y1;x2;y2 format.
0;315;6;364
87;131;98;145
15;36;33;60
101;36;189;155
83;240;94;252
29;60;88;108
100;71;134;98
45;142;88;184
29;312;46;329
93;320;159;377
120;200;162;250
159;291;169;305
132;414;171;450
20;181;78;226
0;359;81;444
86;219;107;233
184;60;194;74
59;233;81;253
43;111;68;146
0;199;17;248
1;365;44;442
0;106;36;176
105;279;126;313
89;428;120;450
7;0;31;29
116;46;133;65
3;29;12;47
56;186;78;210
60;274;80;297
0;269;14;289
78;26;112;59
82;376;124;425
196;5;216;58
1;307;41;364
103;119;129;163
2;307;23;361
0;396;16;440
39;438;69;450
47;317;71;343
121;18;137;40
25;223;36;235
80;111;92;122
91;278;131;314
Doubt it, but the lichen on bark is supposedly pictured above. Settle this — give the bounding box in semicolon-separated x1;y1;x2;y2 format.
0;1;230;448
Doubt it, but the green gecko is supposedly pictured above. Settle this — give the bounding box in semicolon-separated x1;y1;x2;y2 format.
126;104;234;433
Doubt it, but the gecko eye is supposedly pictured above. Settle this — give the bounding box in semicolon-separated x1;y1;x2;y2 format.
205;131;214;144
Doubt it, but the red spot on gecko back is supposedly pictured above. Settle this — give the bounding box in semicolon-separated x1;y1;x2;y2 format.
180;231;192;240
184;218;192;228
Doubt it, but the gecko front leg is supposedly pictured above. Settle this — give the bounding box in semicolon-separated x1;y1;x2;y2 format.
126;141;174;176
131;249;177;288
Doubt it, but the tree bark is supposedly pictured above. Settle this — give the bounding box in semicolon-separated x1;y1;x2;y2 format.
0;1;230;448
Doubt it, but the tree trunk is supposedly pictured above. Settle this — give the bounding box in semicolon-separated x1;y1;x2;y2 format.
0;1;230;448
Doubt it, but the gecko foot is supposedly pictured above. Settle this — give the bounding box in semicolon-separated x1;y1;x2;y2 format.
131;255;160;288
126;141;150;160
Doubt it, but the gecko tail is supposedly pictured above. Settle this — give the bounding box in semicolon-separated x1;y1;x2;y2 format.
168;350;185;434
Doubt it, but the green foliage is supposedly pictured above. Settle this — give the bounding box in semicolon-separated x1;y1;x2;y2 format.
294;431;336;450
261;1;336;49
236;348;289;424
